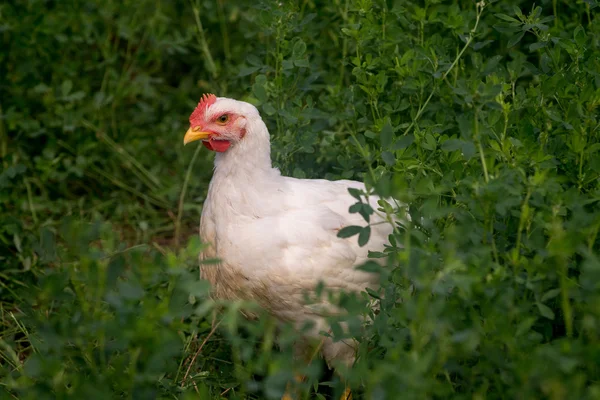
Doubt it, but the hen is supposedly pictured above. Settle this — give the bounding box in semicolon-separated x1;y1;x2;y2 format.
184;94;395;395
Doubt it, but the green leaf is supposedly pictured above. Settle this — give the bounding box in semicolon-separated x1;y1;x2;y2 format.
292;39;307;58
421;133;437;151
292;167;306;178
482;55;503;76
381;151;395;166
495;13;520;23
574;25;586;46
441;139;463;152
539;15;556;24
358;261;382;273
107;255;125;287
349;203;362;213
586;143;600;154
348;188;362;200
541;288;562;302
252;83;268;103
282;60;295;69
462;141;476;160
537;302;555;320
39;227;57;263
365;286;382;299
513;5;524;18
117;280;145;301
368;250;387;259
515;317;537;337
238;65;261;77
482;84;503;99
358;203;374;222
337;225;362;238
457;114;473;138
493;24;520;34
508;31;525;47
392;134;415;150
294;59;310;68
262;103;277;116
473;40;494;50
358;226;371;246
380;120;394;148
341;27;357;37
61;80;73;96
529;41;547;51
377;199;394;215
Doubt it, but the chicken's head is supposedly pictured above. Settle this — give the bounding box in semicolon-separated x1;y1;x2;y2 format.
183;94;258;152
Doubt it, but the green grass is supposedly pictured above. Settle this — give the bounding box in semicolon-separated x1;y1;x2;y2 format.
1;0;600;398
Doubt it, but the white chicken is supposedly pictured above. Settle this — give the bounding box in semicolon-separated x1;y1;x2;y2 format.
183;94;395;397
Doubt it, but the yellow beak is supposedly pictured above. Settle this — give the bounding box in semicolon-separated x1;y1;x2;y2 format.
183;127;211;145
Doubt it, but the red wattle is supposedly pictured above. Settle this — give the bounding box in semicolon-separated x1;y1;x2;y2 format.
203;139;231;152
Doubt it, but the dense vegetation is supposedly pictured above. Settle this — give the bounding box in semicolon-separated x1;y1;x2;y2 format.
1;0;600;398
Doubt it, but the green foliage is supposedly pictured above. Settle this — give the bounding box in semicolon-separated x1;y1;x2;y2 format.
2;0;600;399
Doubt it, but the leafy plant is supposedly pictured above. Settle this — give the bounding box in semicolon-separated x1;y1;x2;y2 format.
1;0;600;399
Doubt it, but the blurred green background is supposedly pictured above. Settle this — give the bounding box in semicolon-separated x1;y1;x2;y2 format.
1;0;600;399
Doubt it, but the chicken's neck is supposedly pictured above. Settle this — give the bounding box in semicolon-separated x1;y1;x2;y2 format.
212;117;279;182
206;118;282;217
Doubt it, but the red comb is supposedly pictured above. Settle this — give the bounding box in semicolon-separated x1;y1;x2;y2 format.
189;93;217;124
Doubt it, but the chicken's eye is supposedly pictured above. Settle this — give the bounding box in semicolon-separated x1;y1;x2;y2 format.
216;114;229;125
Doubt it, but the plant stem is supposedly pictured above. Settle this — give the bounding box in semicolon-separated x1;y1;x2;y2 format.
402;1;485;137
217;0;230;61
560;258;573;338
83;120;162;190
57;139;169;208
339;0;349;88
589;221;600;251
24;179;38;224
474;108;489;183
191;0;217;78
513;188;531;268
0;104;6;168
175;141;203;248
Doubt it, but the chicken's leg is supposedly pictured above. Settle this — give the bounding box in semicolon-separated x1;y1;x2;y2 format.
340;387;352;400
281;374;306;400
